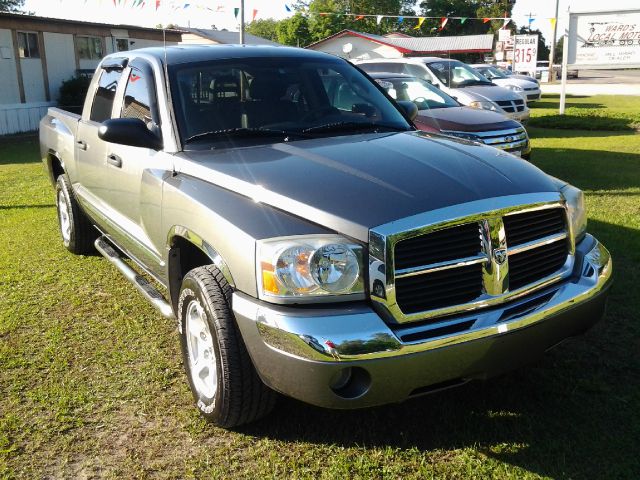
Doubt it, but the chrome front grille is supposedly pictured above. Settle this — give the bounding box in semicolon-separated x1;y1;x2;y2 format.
369;194;575;327
396;262;484;314
509;240;568;290
475;127;528;152
442;127;529;152
394;223;482;270
496;99;526;113
504;208;565;245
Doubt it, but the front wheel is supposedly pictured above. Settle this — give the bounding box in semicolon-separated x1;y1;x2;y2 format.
178;265;276;427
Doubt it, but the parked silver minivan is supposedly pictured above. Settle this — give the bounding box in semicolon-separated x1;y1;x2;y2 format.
356;57;530;122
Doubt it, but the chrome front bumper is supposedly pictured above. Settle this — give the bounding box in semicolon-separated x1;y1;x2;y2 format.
233;235;612;409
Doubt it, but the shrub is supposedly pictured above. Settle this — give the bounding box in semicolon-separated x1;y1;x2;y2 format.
58;76;92;114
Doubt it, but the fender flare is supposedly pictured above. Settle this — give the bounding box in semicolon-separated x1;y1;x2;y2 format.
166;225;236;289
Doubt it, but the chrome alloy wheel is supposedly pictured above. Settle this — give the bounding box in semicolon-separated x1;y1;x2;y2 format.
185;299;218;399
57;189;71;244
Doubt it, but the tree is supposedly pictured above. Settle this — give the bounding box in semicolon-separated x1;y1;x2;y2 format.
554;36;564;63
276;14;311;46
295;0;417;43
246;18;280;42
418;0;515;36
0;0;24;12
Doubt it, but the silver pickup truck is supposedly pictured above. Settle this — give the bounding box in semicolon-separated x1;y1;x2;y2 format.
40;45;612;428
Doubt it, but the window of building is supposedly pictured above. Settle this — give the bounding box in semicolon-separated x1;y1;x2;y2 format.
76;36;104;60
90;69;122;122
17;32;39;59
121;68;154;125
116;38;129;52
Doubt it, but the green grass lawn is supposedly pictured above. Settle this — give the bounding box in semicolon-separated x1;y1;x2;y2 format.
528;94;640;131
1;101;639;479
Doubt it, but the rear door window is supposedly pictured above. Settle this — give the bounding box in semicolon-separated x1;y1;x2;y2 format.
90;69;122;122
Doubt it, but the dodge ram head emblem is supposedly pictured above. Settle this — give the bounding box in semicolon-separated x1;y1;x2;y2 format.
493;248;508;265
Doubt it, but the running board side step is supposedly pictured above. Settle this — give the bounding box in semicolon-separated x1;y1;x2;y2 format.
95;236;175;319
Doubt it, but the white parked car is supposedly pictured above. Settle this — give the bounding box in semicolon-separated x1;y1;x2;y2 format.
470;64;541;103
356;57;530;122
497;66;538;84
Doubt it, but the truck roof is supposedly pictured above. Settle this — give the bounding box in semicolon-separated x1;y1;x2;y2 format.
112;44;336;66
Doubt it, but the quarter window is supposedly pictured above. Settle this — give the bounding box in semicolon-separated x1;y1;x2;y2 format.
121;68;153;125
90;69;121;122
17;32;39;59
76;36;104;60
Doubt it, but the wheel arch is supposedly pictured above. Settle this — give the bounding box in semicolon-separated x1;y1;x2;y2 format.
167;226;236;312
46;150;65;186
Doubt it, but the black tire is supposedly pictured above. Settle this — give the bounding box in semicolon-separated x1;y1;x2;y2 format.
178;265;276;427
55;174;96;255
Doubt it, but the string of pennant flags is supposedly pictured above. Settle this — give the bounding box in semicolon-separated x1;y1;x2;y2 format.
78;0;559;31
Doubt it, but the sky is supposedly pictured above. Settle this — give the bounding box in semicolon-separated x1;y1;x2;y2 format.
22;0;640;46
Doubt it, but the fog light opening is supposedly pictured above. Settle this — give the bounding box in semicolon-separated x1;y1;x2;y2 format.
329;367;371;399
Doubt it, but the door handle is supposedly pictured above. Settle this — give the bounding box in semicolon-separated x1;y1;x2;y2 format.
77;140;87;151
107;154;122;168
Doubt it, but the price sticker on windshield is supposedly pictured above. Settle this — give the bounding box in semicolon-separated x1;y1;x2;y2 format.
513;34;538;75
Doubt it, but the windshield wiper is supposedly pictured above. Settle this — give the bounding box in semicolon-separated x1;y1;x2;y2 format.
185;127;310;143
303;121;408;134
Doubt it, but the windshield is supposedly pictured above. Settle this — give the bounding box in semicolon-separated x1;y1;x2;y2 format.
477;66;507;79
425;60;493;87
375;77;459;110
169;57;411;147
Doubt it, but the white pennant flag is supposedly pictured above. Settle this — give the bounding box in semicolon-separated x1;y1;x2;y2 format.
376;15;383;25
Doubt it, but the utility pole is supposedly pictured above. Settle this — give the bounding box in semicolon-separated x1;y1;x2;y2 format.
548;0;560;82
239;0;245;45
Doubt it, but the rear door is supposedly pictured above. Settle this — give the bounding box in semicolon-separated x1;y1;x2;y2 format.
75;65;124;210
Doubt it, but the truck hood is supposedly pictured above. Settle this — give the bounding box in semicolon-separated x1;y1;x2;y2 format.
414;106;518;133
456;84;525;102
177;131;557;242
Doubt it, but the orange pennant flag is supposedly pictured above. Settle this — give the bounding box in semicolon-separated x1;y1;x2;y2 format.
355;15;365;21
483;18;490;23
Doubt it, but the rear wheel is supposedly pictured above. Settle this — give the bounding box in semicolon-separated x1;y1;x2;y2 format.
178;265;276;427
55;174;96;255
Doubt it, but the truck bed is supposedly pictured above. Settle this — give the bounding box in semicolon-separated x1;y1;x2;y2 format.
39;108;81;186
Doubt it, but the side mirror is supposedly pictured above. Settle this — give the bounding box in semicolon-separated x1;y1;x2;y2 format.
397;100;418;121
98;118;163;150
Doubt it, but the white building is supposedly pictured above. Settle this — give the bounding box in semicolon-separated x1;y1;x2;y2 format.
306;29;494;62
0;12;182;135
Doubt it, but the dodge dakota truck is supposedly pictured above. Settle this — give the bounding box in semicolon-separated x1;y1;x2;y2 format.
40;45;612;428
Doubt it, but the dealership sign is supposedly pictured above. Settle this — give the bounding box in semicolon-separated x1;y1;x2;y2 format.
567;9;640;68
513;34;538;74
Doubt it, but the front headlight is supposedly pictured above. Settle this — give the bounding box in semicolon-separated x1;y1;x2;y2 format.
469;100;499;112
561;183;587;242
257;235;365;302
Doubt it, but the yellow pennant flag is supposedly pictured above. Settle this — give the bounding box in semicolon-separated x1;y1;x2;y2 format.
550;17;557;29
414;17;425;30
